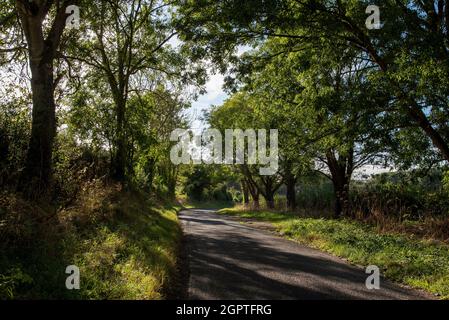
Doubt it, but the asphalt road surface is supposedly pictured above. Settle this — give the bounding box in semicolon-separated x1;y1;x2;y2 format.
179;209;432;300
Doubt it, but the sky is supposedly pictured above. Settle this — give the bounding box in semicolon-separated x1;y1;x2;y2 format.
167;35;229;130
187;72;227;130
183;45;252;130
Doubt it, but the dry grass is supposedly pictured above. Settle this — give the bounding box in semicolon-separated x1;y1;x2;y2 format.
367;215;449;243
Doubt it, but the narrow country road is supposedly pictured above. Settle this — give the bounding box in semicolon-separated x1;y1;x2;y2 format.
179;209;432;300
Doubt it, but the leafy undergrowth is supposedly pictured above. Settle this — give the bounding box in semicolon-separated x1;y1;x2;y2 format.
218;207;449;299
0;181;181;299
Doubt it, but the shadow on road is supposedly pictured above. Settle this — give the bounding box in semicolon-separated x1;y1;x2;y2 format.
180;209;430;300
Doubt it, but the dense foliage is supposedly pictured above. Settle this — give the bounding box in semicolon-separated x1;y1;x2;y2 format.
1;0;449;300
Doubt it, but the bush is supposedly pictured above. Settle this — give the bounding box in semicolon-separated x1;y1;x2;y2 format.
0;101;31;190
349;170;449;220
295;175;335;214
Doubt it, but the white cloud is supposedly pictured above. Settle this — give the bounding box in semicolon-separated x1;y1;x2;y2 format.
185;46;251;129
187;71;228;129
198;73;227;104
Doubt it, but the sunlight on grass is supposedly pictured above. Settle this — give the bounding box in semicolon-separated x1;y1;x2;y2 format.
0;186;181;300
70;195;181;300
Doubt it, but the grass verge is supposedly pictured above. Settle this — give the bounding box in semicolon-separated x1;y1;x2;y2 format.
0;181;182;299
181;199;234;210
218;207;449;299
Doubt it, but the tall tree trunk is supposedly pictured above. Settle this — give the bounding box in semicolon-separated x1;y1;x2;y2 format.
262;177;275;209
242;179;249;206
283;162;297;211
331;175;350;219
286;175;297;211
262;175;281;210
326;149;353;218
20;59;56;196
264;192;275;209
0;127;8;164
241;166;260;209
15;0;75;198
0;127;9;186
251;191;260;210
246;180;260;209
113;97;127;181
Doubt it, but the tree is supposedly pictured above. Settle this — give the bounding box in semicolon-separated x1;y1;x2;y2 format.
174;0;449;164
1;0;79;197
127;89;189;196
214;34;388;216
183;166;211;201
208;92;283;209
65;0;204;182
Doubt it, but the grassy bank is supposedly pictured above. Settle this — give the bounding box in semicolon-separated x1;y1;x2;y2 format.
0;182;182;299
218;207;449;299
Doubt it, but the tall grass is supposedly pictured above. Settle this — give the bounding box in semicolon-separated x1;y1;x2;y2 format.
290;170;449;220
349;178;449;221
0;180;182;299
